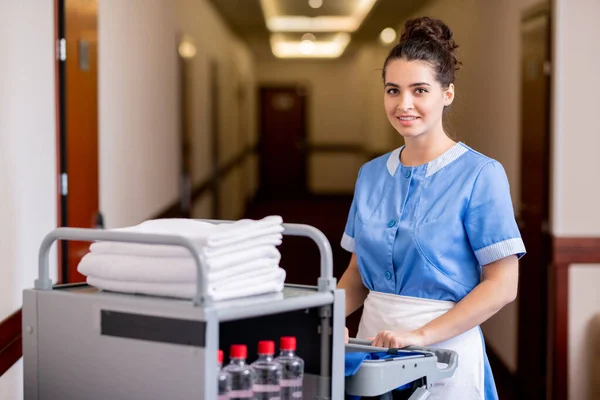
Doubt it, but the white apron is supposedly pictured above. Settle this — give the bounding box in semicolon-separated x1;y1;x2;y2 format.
357;291;485;400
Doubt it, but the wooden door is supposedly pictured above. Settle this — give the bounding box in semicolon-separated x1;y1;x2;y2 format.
259;87;307;197
517;8;552;400
59;0;99;283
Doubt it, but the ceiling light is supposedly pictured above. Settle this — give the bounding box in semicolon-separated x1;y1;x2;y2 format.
379;27;397;45
178;41;197;59
260;0;376;33
271;33;351;58
299;40;316;55
308;0;323;9
301;33;316;41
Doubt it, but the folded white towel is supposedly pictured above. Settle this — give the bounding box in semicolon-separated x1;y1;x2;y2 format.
90;234;283;259
89;216;284;258
77;251;281;283
87;267;286;301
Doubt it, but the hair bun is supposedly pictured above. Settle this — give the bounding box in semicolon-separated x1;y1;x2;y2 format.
400;17;459;63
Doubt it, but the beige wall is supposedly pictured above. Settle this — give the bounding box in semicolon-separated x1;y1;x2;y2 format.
98;0;180;228
552;0;600;398
174;0;258;219
0;1;57;398
98;0;257;227
551;0;600;237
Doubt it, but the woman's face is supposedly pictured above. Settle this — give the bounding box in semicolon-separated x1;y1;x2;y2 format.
383;58;454;140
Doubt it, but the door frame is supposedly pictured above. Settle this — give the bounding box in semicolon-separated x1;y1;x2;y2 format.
516;3;553;398
56;0;67;283
56;0;100;283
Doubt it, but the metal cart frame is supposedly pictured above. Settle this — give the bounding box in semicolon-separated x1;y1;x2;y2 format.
23;222;346;399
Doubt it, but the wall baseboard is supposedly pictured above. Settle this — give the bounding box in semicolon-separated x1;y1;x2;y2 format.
0;309;23;377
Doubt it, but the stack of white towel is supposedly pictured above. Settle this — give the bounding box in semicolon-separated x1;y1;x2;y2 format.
77;216;286;301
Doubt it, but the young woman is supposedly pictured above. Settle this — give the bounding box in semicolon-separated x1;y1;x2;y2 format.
338;17;525;399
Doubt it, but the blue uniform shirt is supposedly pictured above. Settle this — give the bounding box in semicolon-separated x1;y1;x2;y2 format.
342;142;525;302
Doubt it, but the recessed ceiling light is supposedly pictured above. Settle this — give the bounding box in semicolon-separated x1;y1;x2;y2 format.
299;40;316;55
308;0;323;9
271;33;351;58
379;27;397;45
260;0;376;33
301;33;316;41
178;41;197;59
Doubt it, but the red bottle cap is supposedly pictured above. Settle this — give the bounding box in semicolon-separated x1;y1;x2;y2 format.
230;344;247;359
217;349;224;364
257;340;275;355
280;336;296;351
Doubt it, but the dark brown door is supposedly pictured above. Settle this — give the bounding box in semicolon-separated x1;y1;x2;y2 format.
59;0;99;283
517;8;551;400
259;87;307;197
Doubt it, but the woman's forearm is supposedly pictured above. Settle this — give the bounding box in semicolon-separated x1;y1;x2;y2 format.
416;256;519;346
338;254;369;317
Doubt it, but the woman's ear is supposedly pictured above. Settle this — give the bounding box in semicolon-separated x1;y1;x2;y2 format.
444;83;455;106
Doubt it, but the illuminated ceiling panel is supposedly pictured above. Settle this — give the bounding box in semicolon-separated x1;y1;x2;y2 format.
260;0;376;33
260;0;378;58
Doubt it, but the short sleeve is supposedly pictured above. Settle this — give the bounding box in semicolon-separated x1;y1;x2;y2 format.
341;167;363;252
465;161;526;266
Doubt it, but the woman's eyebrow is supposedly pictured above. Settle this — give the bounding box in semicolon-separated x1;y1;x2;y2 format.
384;82;431;88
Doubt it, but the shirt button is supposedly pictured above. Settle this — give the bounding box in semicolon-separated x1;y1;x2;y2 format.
387;219;396;228
385;271;392;280
404;169;412;178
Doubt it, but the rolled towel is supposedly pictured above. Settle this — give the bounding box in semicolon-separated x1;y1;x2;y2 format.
90;216;284;257
78;249;281;284
87;267;286;301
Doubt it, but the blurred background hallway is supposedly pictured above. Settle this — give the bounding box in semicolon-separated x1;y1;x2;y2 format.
2;0;600;399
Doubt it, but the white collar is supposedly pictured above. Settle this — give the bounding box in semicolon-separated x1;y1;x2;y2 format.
386;142;468;177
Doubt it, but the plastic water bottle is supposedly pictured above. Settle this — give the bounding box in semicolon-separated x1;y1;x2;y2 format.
223;344;253;400
218;349;232;399
274;337;304;399
250;340;282;400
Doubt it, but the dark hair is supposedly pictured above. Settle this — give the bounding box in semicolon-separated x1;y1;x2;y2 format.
382;17;461;88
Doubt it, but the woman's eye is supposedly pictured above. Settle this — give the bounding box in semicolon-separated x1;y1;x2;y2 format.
386;88;399;95
415;88;428;94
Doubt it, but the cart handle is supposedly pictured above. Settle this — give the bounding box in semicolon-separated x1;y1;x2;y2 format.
347;338;458;380
36;228;210;305
36;222;336;306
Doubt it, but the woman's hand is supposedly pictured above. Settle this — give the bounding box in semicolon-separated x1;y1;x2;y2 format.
345;327;349;343
367;329;425;349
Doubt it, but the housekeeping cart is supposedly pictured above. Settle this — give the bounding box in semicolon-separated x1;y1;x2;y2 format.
22;220;456;399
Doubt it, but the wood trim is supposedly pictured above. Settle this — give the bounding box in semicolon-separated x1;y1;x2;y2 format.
551;237;600;400
553;237;600;264
154;145;258;219
155;141;374;220
54;0;63;283
0;310;22;377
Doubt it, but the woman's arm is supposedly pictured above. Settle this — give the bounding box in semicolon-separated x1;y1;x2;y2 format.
370;255;519;348
338;253;369;317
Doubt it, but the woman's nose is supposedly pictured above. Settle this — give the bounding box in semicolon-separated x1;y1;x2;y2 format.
397;94;414;111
